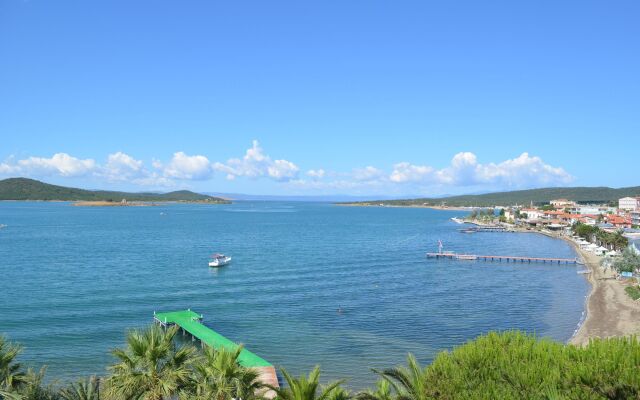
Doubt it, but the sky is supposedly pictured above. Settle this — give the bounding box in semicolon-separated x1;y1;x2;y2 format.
1;1;639;197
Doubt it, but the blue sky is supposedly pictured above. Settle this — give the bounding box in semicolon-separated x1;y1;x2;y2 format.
1;1;638;196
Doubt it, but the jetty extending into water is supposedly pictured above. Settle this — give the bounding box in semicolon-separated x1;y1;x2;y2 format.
458;226;507;233
154;309;278;395
426;252;578;264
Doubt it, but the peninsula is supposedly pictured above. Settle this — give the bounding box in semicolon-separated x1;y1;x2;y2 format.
0;177;231;204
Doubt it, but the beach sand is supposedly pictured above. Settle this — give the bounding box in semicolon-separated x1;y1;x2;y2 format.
569;242;640;345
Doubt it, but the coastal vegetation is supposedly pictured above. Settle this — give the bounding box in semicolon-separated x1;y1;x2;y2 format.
3;329;640;399
341;186;640;207
610;247;640;274
572;223;628;251
0;178;229;203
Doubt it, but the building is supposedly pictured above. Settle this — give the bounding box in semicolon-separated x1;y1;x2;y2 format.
619;197;640;211
632;211;640;227
521;208;543;221
605;214;632;228
577;206;604;215
550;199;576;209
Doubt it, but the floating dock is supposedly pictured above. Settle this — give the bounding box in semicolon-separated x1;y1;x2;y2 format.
154;310;278;396
426;252;578;264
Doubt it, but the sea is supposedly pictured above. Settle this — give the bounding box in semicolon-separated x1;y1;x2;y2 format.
0;201;590;388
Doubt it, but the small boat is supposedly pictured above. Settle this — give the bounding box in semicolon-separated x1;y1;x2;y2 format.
451;217;465;224
208;253;231;267
456;254;477;261
459;228;476;234
0;224;6;229
577;270;591;274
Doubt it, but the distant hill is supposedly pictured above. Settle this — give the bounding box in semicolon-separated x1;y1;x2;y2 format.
0;178;230;203
342;186;640;207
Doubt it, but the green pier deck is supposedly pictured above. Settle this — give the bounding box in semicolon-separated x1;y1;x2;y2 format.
153;309;273;368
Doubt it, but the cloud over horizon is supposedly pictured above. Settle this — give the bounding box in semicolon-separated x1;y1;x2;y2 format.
0;144;573;195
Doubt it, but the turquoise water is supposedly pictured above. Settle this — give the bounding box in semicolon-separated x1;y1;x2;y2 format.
0;202;589;388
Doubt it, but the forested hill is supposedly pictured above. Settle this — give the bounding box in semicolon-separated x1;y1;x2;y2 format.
343;186;640;207
0;178;229;202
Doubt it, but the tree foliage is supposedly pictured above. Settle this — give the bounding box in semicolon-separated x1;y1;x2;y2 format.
4;329;640;399
613;246;640;273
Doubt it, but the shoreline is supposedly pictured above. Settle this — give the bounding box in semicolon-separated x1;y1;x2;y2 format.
567;238;640;345
507;227;640;345
337;203;475;211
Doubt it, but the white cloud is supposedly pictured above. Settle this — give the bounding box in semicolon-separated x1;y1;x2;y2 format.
213;140;299;182
307;169;326;179
0;153;97;177
390;162;434;183
268;159;299;181
164;152;212;180
472;152;573;187
353;166;385;182
0;146;572;194
387;152;572;188
103;152;143;181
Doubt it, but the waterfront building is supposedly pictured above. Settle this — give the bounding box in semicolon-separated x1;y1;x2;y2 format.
521;208;543;221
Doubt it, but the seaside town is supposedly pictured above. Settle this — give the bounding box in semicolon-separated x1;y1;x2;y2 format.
465;196;640;250
460;196;640;308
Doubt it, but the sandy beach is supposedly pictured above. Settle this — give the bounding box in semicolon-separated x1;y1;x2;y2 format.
569;242;640;345
501;227;640;344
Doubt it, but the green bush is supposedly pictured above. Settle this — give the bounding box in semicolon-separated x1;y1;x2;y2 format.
625;286;640;300
415;331;640;399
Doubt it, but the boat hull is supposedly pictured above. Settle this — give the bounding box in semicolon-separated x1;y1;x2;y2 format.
208;257;232;267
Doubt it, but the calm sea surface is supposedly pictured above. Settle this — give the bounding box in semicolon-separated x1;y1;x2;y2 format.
0;202;589;388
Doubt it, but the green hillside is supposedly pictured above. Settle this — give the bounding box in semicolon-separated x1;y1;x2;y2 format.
0;178;230;203
344;186;640;207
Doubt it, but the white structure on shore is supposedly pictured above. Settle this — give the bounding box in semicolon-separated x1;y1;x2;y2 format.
619;197;640;211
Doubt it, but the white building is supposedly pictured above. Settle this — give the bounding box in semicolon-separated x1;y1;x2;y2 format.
577;206;604;215
521;208;543;221
619;197;640;211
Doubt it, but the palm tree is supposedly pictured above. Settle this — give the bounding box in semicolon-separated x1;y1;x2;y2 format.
325;386;351;400
59;376;101;400
4;367;58;400
106;324;197;400
180;345;264;400
0;336;26;393
356;379;393;400
270;366;344;400
374;354;429;400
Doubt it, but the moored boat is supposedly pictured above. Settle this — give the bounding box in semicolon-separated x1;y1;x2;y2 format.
208;253;232;267
451;217;465;224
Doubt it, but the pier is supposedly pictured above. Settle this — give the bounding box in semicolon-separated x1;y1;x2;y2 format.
458;226;507;233
426;252;578;264
154;309;278;396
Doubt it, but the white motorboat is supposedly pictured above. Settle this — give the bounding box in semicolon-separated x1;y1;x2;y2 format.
451;217;465;224
208;253;231;267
